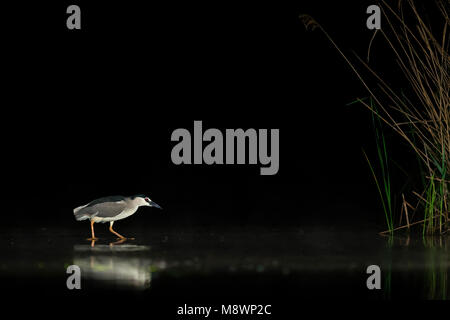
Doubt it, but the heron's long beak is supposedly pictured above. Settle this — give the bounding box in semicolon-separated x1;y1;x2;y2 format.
150;201;162;209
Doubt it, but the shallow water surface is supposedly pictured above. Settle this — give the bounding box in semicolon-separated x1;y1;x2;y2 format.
0;226;448;300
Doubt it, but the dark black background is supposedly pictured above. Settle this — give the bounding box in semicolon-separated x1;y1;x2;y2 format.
2;1;446;318
3;0;388;230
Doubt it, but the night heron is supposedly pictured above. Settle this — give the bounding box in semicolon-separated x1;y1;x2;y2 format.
73;195;162;240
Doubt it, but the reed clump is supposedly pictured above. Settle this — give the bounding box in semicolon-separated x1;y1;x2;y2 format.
301;0;450;235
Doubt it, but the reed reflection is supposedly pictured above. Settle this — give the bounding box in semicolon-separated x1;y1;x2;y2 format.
381;235;449;300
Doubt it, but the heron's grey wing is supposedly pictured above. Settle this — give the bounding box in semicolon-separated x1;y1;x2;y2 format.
86;195;126;207
74;204;100;220
90;201;128;218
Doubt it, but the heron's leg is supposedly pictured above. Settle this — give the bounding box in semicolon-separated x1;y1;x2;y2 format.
109;238;127;247
87;220;99;240
109;221;126;239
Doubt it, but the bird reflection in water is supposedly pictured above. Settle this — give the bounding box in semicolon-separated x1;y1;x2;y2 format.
73;239;156;290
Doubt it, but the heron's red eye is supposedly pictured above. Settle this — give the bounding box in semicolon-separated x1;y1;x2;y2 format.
145;197;149;202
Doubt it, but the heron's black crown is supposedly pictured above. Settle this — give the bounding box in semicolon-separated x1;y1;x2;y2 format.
131;194;147;200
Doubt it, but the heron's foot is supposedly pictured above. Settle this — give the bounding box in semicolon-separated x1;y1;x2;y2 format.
110;238;127;246
87;237;99;241
117;237;135;240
